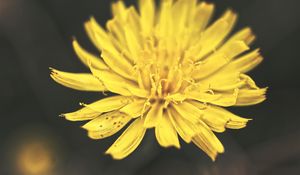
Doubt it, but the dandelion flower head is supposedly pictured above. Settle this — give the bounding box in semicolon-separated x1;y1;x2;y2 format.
50;0;266;160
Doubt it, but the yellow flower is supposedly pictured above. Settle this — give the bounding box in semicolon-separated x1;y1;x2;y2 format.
50;0;266;160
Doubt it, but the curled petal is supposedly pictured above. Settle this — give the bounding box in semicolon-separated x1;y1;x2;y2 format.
50;68;106;92
236;88;267;106
190;101;251;130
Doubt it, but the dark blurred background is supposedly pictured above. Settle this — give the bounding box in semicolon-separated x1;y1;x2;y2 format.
0;0;299;174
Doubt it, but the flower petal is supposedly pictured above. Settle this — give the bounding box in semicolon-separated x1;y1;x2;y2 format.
227;49;263;73
167;108;196;143
106;19;127;51
189;101;227;133
139;0;155;35
72;39;108;70
89;68;131;96
167;68;183;93
207;73;259;92
192;134;218;161
226;27;256;45
208;89;239;107
172;0;197;35
155;111;180;148
85;18;136;81
197;50;261;91
144;102;164;128
186;89;239;107
82;111;131;139
50;68;106;91
199;70;241;91
192;120;224;161
105;118;146;160
156;0;173;37
82;96;132;113
111;0;127;19
193;2;215;31
192;41;249;80
193;10;237;60
194;120;224;154
84;17;110;51
120;99;148;118
62;107;100;121
90;66;149;97
123;8;142;63
101;49;136;81
172;102;203;124
236;88;267;106
190;101;251;130
137;68;151;90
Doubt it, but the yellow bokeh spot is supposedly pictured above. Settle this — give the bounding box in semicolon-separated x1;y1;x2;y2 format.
17;142;54;175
